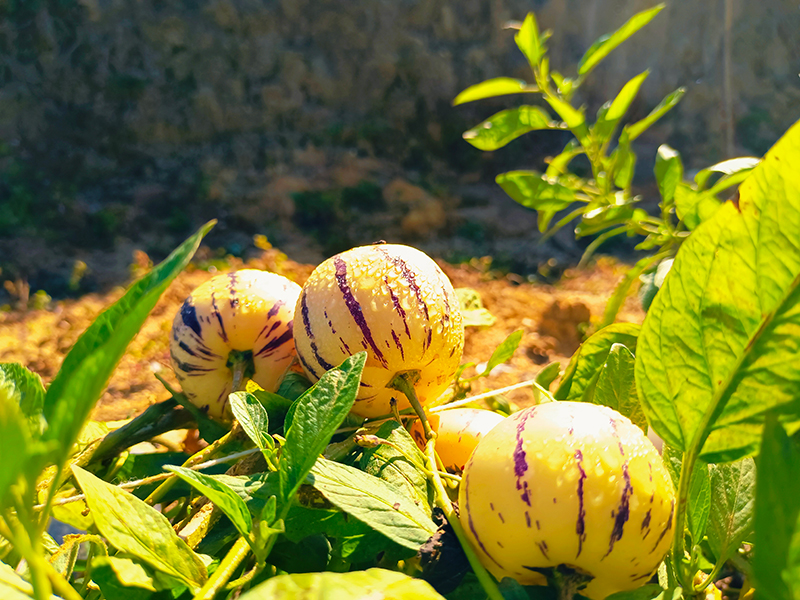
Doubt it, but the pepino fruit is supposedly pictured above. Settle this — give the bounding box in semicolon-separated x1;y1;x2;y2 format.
170;269;301;420
293;243;464;418
459;401;675;600
410;408;505;474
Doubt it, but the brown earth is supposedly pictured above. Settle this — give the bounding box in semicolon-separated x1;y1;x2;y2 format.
0;245;644;423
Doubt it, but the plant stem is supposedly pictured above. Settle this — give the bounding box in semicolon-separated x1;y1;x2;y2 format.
671;448;698;590
193;536;251;600
389;372;505;600
145;423;241;505
8;498;52;600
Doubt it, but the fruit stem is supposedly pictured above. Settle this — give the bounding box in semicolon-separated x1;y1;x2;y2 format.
389;371;505;600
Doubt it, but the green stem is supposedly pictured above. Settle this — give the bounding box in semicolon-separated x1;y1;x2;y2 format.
35;463;63;537
223;563;262;591
8;499;52;600
145;424;240;505
671;448;698;590
193;536;251;600
389;372;505;600
43;560;84;600
693;554;726;593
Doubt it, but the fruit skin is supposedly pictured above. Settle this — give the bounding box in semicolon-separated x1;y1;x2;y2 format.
459;401;675;600
410;408;506;474
293;244;464;418
170;269;301;420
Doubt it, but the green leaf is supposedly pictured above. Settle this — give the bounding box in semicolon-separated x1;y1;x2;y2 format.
634;119;800;460
612;135;636;189
753;417;800;600
545;139;583;178
624;87;685;142
72;465;208;591
453;78;535;106
593;343;647;430
480;330;523;377
0;387;43;507
555;323;640;402
280;353;366;506
655;145;683;206
515;13;545;70
276;372;313;402
577;5;664;75
674;184;722;230
309;457;437;551
360;421;432;514
496;171;576;213
463;106;559;151
695;157;760;190
239;567;446;599
165;465;253;537
687;461;711;546
229;391;272;453
707;458;755;563
544;97;588;145
91;556;158;599
43;221;215;462
594;71;649;144
535;362;561;391
0;363;45;432
0;560;56;600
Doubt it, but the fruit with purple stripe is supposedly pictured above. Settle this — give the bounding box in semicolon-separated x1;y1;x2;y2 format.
293;244;464;418
459;401;675;600
170;269;301;420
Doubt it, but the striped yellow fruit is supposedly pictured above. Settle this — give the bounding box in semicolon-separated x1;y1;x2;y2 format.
409;408;506;474
459;401;675;600
293;244;464;418
170;269;301;420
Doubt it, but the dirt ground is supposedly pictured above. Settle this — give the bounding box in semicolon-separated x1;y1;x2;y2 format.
0;246;644;422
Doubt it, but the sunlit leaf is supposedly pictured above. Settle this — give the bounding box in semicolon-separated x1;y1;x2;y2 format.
480;330;523;377
453;78;536;106
556;323;640;402
280;353;366;506
593;343;647;430
463;106;560;151
360;421;432;514
309;457;437;551
624;87;685;142
674;184;721;230
72;466;207;591
577;5;664;75
229;391;272;453
655;145;683;206
496;171;576;213
545;97;588;145
635;119;800;460
695;157;760;190
753;417;800;600
165;465;253;537
707;458;755;563
515;13;545;69
43;221;214;463
594;71;649;143
239;567;446;599
0;364;45;433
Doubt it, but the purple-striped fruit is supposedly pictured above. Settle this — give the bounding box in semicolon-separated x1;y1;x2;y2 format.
170;270;301;421
293;244;464;418
459;401;675;600
410;408;506;474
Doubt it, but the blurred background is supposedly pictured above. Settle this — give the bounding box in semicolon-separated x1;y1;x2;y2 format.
1;0;798;304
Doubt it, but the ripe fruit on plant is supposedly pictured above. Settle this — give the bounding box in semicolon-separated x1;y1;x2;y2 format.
170;269;301;420
293;243;464;418
459;401;675;600
410;408;506;474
